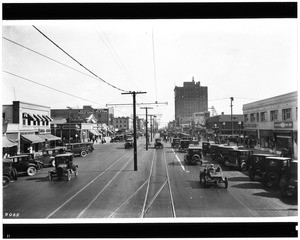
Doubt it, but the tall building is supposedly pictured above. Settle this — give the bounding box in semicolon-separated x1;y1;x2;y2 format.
174;78;208;125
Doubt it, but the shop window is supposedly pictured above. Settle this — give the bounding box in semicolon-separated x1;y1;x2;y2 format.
260;112;267;122
250;113;255;122
256;113;259;122
270;110;278;121
282;108;291;120
244;114;249;122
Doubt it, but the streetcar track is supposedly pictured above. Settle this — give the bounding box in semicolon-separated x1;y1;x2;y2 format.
46;145;144;218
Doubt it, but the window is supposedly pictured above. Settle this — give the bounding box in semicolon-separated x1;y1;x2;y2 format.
282;108;291;120
250;113;255;122
256;113;259;122
270;110;278;121
244;114;249;122
260;112;267;122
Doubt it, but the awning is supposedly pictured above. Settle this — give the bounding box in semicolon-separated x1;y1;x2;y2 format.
21;134;45;143
38;134;61;141
27;113;38;121
2;137;18;148
89;129;100;135
36;114;45;122
44;115;53;121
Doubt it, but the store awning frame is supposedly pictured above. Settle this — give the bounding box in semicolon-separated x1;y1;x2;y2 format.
38;134;61;141
21;134;45;144
2;137;18;148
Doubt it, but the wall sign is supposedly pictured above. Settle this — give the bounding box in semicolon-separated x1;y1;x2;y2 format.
274;122;293;128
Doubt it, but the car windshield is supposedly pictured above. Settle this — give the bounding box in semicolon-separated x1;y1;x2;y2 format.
56;156;71;164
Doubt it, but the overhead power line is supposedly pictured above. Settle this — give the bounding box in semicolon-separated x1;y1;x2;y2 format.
3;70;103;106
32;25;129;93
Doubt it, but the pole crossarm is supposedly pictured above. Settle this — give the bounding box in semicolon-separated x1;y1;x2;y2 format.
106;101;167;107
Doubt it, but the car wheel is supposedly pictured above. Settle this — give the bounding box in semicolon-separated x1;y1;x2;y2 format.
48;171;52;182
240;162;247;171
267;172;279;187
248;169;255;181
192;154;201;164
51;159;55;167
27;166;37;176
81;150;87;157
3;176;10;187
11;168;18;180
224;177;228;188
67;171;71;181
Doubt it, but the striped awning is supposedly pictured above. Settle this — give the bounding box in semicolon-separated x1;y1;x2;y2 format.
89;129;101;135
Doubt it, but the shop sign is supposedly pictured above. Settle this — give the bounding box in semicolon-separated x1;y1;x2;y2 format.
244;124;257;129
274;122;293;128
38;128;51;134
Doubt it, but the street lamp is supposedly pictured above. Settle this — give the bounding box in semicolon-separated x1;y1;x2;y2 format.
230;97;234;135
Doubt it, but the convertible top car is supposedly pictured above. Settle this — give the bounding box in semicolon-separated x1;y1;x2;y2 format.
199;164;228;188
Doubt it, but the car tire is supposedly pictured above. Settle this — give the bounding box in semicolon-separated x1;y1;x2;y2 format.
192;154;201;164
11;168;18;180
27;166;37;176
267;172;279;187
81;150;87;157
67;171;71;181
224;177;228;189
248;169;255;181
240;162;247;171
3;176;10;187
51;159;55;167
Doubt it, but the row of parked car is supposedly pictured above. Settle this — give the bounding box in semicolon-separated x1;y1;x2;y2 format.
3;142;94;187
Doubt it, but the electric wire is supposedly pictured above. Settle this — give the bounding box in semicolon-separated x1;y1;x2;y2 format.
32;25;129;93
3;70;104;106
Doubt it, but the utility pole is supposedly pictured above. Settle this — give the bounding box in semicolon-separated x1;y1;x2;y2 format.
121;91;146;171
140;107;153;150
67;106;72;144
230;97;234;135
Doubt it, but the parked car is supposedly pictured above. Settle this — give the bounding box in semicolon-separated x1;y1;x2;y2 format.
171;138;180;148
124;138;134;149
8;155;39;176
37;147;66;167
279;159;297;198
65;143;93;157
48;153;78;181
209;143;221;160
21;153;44;170
213;145;239;164
224;149;253;171
248;154;289;187
202;141;211;156
178;140;190;152
154;138;164;149
111;136;121;142
184;145;203;165
3;159;17;187
199;164;228;188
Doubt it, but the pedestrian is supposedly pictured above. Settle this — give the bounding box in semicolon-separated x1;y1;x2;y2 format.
28;145;33;153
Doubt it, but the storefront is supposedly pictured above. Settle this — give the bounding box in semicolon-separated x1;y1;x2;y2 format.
259;129;274;148
2;136;18;157
20;133;45;153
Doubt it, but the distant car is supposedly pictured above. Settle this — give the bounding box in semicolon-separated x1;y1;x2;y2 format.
279;160;297;198
154;138;164;149
184;146;203;165
111;136;121;142
171;138;180;148
65;143;93;157
48;153;78;181
199;164;228;188
248;154;289;187
202;141;211;156
178;140;190;152
3;159;17;187
124;138;134;149
224;149;253;171
8;155;39;176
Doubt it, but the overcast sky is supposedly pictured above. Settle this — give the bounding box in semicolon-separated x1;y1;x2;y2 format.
2;19;298;127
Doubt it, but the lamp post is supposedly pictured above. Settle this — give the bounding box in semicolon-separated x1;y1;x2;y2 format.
54;124;57;147
67;106;72;144
230;97;234;135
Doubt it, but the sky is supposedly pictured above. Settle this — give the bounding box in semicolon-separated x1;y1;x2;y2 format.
2;19;298;127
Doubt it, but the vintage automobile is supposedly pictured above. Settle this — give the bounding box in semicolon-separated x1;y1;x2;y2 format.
37;147;66;167
199;164;228;188
171;138;181;148
3;159;18;187
209;143;221;160
124;138;134;149
213;145;239;164
65;143;93;157
110;136;121;142
279;159;297;198
48;153;78;181
154;138;164;149
178;140;190;152
8;155;39;176
202;141;211;156
248;154;289;187
224;149;253;171
20;153;44;170
184;146;203;165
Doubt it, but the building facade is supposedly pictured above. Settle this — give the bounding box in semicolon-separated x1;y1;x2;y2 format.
2;101;57;155
174;78;208;125
243;91;297;158
113;117;133;133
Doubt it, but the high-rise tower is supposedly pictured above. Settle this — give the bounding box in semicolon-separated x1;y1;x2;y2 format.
174;78;208;124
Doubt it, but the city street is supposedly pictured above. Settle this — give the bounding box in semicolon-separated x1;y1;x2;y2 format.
3;137;297;219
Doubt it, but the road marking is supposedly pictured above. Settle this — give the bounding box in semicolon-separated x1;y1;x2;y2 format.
171;149;186;172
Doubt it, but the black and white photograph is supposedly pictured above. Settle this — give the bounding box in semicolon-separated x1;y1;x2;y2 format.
1;2;298;239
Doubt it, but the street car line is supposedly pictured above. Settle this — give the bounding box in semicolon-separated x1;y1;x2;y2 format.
171;149;186;172
46;147;141;219
76;157;132;218
163;150;176;218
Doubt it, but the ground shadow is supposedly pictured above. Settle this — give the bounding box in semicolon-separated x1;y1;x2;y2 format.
228;176;250;182
25;176;49;182
187;180;202;189
231;182;263;189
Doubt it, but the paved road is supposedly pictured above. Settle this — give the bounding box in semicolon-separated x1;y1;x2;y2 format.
3;137;297;219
